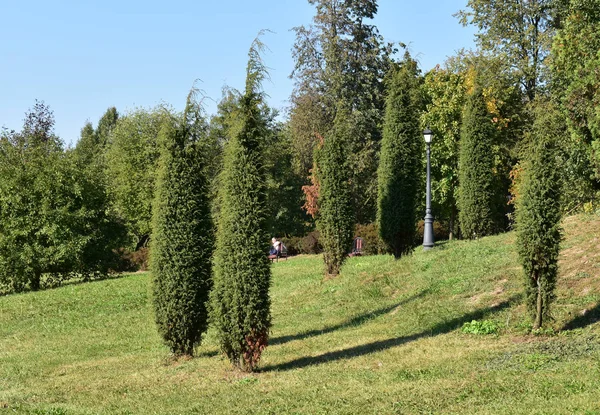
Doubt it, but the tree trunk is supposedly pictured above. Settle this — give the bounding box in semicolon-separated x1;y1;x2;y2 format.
533;276;543;330
30;272;41;291
449;208;456;241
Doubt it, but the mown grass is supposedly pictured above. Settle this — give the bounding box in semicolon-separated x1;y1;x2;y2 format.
1;214;600;414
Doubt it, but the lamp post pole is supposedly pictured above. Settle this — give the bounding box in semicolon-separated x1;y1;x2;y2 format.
423;128;434;250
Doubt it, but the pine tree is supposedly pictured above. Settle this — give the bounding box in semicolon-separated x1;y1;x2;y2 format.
377;55;423;258
151;90;214;356
209;36;272;371
516;101;562;330
458;84;500;239
317;103;354;275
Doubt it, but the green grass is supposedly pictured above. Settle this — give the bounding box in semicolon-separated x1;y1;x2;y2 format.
1;214;600;414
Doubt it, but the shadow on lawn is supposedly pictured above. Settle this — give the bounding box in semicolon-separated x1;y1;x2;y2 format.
270;289;431;346
261;295;519;372
562;302;600;331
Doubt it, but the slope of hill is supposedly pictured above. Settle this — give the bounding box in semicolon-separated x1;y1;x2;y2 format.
1;214;599;414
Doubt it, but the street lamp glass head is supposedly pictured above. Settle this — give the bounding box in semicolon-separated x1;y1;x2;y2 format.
423;128;433;144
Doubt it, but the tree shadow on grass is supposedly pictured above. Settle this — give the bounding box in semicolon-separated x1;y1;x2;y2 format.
562;302;600;331
270;289;431;346
0;272;133;297
261;295;520;372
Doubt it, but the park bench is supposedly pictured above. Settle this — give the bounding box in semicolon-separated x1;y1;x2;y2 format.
268;243;288;262
349;237;364;257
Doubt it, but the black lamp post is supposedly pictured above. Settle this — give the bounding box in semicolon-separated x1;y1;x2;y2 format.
423;128;434;250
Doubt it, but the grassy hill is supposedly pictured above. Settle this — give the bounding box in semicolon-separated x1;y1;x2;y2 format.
1;214;599;414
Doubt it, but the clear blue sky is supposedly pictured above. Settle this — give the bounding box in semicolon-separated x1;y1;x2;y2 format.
0;0;475;146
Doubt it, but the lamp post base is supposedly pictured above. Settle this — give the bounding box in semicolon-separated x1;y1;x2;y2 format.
422;212;435;251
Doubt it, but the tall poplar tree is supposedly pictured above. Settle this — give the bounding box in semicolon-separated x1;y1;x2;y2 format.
377;55;423;257
151;90;214;356
210;36;272;372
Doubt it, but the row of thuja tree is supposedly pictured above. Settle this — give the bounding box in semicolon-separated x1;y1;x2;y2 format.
293;0;600;331
152;38;272;370
1;0;599;361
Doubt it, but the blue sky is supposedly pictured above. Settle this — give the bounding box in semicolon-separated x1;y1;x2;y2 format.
0;0;476;146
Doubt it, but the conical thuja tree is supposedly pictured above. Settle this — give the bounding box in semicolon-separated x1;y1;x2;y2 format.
377;54;423;258
516;102;562;330
317;103;354;276
210;36;272;372
458;83;499;239
151;89;214;356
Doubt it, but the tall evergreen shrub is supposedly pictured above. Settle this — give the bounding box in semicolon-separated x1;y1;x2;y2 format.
516;102;562;330
458;84;499;238
210;38;272;371
377;55;423;257
151;92;214;356
317;104;355;275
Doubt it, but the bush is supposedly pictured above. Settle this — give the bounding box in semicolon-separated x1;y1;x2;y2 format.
282;230;322;256
416;220;450;243
462;320;499;335
354;223;380;255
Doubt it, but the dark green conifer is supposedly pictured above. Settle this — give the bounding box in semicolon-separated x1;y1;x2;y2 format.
458;84;499;238
516;102;562;330
377;55;423;257
151;90;214;356
209;37;272;371
317;104;355;275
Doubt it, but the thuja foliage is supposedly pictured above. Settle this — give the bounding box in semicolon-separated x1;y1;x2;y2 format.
317;103;355;275
151;90;214;356
210;36;272;371
377;55;423;258
516;101;562;330
458;84;501;239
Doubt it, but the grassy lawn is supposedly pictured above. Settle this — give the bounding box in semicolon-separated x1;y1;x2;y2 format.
1;214;600;414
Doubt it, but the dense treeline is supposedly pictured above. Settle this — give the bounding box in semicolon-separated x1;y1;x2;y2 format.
2;0;599;333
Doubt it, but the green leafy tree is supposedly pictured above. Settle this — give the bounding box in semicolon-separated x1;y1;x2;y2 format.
516;100;562;329
457;0;554;101
74;107;119;167
209;36;272;372
377;55;423;257
317;103;354;275
551;0;600;186
151;89;214;356
0;102;125;292
105;108;170;249
458;85;503;238
421;66;465;240
291;0;394;223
